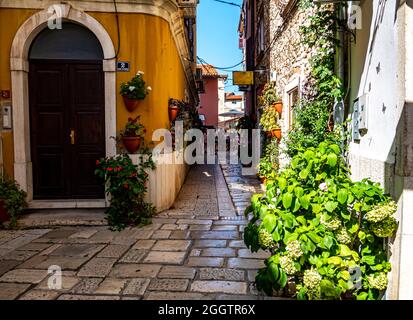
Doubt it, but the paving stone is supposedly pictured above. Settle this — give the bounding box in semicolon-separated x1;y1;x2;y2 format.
190;231;239;240
199;268;245;281
143;251;186;264
227;258;265;269
216;294;259;300
77;258;117;277
187;257;224;267
119;250;147;263
193;240;227;248
201;248;236;257
152;240;191;252
228;240;247;248
37;276;80;291
0;283;31;300
69;229;99;239
49;244;104;258
158;266;196;279
17;243;52;252
41;229;78;239
190;280;247;294
190;249;201;256
86;230;116;243
0;269;48;283
151;230;172;240
211;225;238;231
19;290;60;300
97;245;130;258
132;240;156;250
238;249;270;259
148;278;189;292
151;218;177;224
189;225;211;231
0;250;37;261
144;291;212;300
123;278;150;296
39;244;61;255
177;219;212;225
248;270;258;282
33;256;90;270
58;294;120;300
110;264;161;278
71;278;103;294
214;220;247;225
169;230;190;239
0;260;20;276
132;230;154;240
160;224;188;231
94;278;128;295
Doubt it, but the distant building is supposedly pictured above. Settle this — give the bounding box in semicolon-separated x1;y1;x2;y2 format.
198;64;227;127
217;93;244;126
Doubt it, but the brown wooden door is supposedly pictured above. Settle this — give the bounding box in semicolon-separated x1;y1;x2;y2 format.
29;60;105;199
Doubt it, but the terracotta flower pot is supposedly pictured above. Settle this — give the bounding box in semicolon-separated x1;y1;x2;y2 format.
0;199;10;223
122;136;141;154
268;128;282;140
168;106;180;122
122;95;140;112
273;102;283;115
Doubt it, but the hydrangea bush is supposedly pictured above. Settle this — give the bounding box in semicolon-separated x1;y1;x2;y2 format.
244;142;398;300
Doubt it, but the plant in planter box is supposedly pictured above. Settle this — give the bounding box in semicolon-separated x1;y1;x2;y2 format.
244;142;398;300
260;106;281;139
262;83;282;114
95;153;155;230
257;139;279;182
120;116;146;154
0;175;27;228
120;71;152;112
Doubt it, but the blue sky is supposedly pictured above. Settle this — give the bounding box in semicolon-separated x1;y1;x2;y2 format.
197;0;243;93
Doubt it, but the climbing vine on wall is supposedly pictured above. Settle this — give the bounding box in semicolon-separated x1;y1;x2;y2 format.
285;0;344;157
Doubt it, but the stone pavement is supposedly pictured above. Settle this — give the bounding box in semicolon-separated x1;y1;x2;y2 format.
0;164;275;300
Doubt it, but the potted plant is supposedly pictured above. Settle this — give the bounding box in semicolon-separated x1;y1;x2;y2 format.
262;83;282;115
168;98;182;122
0;175;27;227
260;106;281;140
120;116;146;154
120;71;152;112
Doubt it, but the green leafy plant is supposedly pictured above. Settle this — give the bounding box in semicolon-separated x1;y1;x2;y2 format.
120;116;146;138
95;153;155;230
262;83;280;106
244;142;398;300
120;71;152;100
0;175;27;228
260;106;280;132
258;139;279;180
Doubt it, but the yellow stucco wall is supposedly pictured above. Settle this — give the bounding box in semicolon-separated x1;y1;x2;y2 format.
0;8;188;178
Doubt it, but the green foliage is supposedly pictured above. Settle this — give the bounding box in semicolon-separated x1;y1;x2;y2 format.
244;142;398;300
120;116;146;138
0;175;27;228
260;106;280;132
120;71;151;100
262;83;280;106
236;116;255;130
258;139;279;180
95;153;155;230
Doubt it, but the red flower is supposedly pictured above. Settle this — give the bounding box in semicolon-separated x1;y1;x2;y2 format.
123;183;129;189
107;167;113;172
96;160;100;166
130;172;137;178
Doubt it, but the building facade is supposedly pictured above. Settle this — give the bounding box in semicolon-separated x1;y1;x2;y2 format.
0;0;199;210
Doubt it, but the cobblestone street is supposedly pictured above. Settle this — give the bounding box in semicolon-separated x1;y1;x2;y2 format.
0;164;275;300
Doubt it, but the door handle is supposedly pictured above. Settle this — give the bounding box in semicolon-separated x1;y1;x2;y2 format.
70;129;75;145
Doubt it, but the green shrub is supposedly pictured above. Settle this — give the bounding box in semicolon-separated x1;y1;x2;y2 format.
244;142;397;300
0;175;27;228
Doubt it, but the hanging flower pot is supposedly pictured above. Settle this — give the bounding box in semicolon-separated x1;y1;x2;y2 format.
122;95;140;112
122;136;141;154
268;128;282;140
273;102;283;115
168;105;180;122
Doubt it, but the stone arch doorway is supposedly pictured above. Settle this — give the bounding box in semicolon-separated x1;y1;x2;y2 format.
10;4;116;206
29;22;105;200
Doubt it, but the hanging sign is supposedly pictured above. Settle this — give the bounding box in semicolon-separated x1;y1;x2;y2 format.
233;71;254;85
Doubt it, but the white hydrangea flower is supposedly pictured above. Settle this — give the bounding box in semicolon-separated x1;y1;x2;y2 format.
286;240;303;259
303;268;322;290
319;182;328;192
279;255;297;275
367;273;388;291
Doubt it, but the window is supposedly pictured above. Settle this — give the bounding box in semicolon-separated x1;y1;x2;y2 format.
288;87;299;130
257;18;265;55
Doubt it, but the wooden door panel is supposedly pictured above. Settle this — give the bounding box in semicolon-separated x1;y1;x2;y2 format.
30;63;69;199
